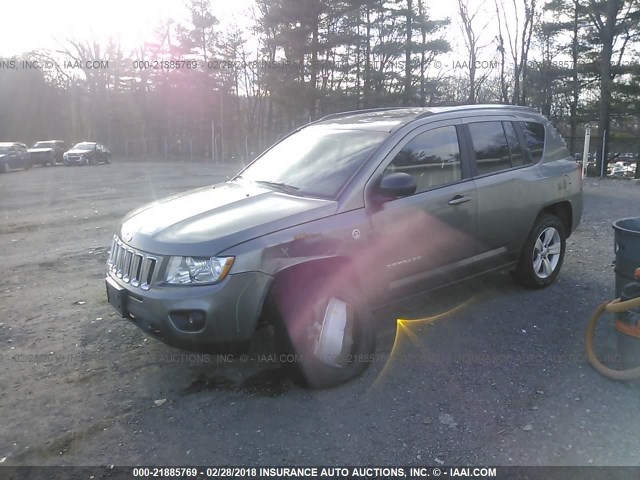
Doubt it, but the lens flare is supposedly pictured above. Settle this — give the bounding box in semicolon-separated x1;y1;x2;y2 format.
372;296;475;387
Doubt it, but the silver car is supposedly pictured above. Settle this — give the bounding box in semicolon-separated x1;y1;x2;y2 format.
106;105;583;388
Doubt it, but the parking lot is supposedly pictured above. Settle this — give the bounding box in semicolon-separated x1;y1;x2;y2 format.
1;161;640;467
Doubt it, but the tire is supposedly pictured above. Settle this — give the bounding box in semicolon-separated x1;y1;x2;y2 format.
2;162;10;173
513;214;566;288
24;161;32;170
271;268;376;389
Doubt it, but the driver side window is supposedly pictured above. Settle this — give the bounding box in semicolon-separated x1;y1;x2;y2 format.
384;126;462;195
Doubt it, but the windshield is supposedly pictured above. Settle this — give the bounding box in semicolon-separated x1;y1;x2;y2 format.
33;141;54;148
238;127;387;198
72;142;95;151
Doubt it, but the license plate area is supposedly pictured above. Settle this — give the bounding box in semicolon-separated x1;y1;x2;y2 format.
106;277;128;317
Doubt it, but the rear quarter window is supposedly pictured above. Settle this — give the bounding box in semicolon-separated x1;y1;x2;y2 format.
540;122;571;162
521;122;545;163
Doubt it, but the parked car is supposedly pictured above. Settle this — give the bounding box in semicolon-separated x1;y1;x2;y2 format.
63;142;111;166
608;160;636;178
106;105;583;388
0;142;32;172
28;140;67;166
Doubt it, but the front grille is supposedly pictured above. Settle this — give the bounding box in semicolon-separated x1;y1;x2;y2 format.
107;236;160;290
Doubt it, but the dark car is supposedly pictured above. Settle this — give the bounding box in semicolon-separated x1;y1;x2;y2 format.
106;105;583;388
28;140;67;166
63;142;111;166
0;142;32;172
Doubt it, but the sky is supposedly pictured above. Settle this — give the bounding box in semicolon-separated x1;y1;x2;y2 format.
0;0;253;56
0;0;542;71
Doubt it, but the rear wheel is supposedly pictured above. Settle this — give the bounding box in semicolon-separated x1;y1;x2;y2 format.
2;162;10;173
271;268;376;389
513;214;566;288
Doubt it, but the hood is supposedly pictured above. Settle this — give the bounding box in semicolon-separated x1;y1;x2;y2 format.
66;149;92;155
29;148;54;153
120;181;337;256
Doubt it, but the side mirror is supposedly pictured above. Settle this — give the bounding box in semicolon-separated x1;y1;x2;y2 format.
377;172;417;199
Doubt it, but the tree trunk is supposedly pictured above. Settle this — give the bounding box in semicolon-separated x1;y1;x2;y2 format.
404;0;413;106
569;0;579;154
596;0;619;177
309;19;319;119
364;4;372;107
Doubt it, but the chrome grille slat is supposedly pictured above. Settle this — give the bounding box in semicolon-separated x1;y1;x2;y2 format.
130;254;143;287
107;235;160;290
116;244;126;277
122;250;133;282
140;257;157;291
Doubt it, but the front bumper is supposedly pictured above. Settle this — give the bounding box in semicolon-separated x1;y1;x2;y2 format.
105;270;272;352
64;156;85;165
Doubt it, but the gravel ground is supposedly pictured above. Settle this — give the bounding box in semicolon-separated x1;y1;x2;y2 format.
1;162;639;467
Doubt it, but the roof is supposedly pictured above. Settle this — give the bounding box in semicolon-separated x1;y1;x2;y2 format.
313;104;538;131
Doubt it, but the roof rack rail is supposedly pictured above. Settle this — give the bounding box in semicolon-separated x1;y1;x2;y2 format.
316;107;411;123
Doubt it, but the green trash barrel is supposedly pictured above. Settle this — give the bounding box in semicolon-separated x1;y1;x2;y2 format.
614;218;640;297
613;217;640;370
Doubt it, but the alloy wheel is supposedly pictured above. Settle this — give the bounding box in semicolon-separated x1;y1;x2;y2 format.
533;226;561;279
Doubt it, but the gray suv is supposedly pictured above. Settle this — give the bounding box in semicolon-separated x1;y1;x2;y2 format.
105;105;583;388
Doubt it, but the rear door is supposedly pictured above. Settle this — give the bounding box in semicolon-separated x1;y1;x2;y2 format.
462;117;542;268
366;120;478;292
9;147;20;168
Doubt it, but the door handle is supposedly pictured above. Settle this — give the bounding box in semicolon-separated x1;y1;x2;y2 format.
448;195;471;206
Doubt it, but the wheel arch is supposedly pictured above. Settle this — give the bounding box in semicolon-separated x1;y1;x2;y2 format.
259;256;362;325
539;201;573;238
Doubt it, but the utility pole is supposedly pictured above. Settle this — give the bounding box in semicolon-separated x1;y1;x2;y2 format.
600;129;607;178
582;125;591;178
219;90;224;163
211;119;215;163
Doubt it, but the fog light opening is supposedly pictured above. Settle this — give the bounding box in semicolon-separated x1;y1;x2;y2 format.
170;310;206;332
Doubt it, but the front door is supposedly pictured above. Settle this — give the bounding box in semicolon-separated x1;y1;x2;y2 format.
367;122;478;292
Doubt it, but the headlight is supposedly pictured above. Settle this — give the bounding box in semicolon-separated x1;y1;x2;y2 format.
165;256;234;285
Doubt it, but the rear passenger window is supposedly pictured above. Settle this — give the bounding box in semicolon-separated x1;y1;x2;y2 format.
468;122;511;175
503;122;525;167
521;122;545;163
385;126;462;194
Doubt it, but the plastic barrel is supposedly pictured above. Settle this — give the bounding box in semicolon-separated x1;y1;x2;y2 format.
613;218;640;296
613;217;640;370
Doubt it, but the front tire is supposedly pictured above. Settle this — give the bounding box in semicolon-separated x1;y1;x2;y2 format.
1;162;9;173
271;268;376;389
514;214;566;288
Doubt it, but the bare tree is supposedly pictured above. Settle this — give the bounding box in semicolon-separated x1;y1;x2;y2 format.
457;0;492;104
495;0;538;105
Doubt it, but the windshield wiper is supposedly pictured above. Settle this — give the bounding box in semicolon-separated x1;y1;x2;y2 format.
254;180;300;194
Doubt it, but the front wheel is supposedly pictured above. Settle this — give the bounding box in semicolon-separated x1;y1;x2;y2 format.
271;269;376;389
513;214;566;288
1;162;9;173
